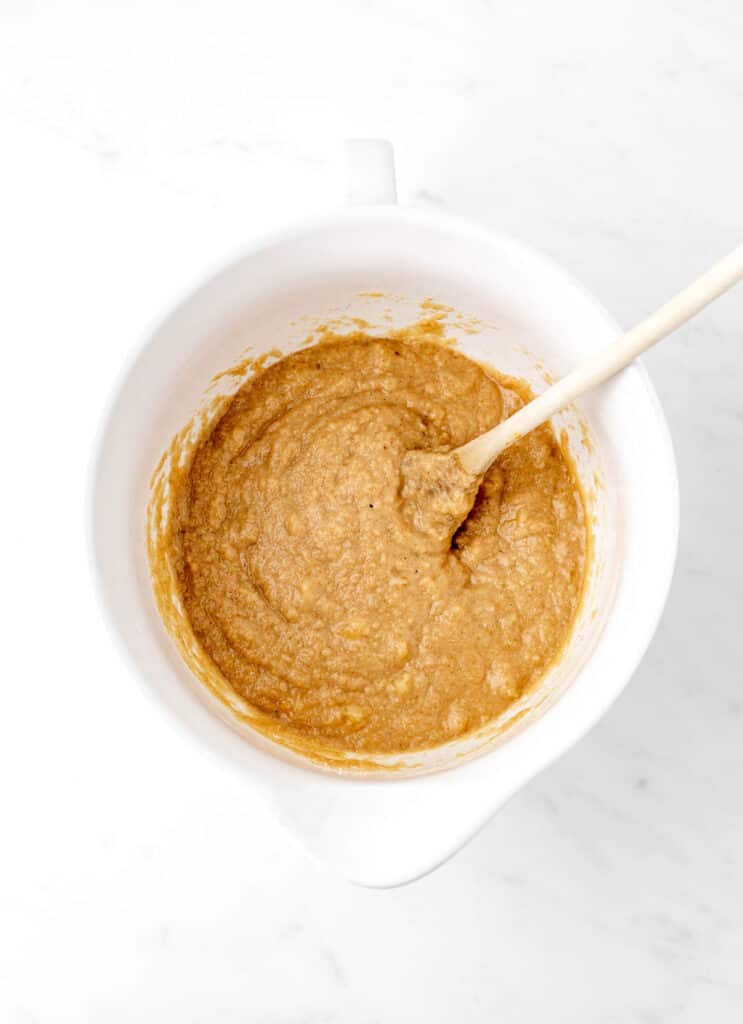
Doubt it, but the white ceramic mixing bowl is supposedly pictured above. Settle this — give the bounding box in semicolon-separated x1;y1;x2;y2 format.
89;143;678;886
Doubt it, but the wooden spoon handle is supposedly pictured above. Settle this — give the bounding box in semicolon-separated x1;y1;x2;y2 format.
456;244;743;475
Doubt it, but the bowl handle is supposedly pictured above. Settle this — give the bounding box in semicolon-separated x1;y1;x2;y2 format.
344;138;397;205
266;753;533;888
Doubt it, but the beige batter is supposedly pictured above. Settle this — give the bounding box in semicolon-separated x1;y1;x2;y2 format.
159;331;587;756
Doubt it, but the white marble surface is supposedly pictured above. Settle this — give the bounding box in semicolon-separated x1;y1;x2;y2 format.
1;1;742;1020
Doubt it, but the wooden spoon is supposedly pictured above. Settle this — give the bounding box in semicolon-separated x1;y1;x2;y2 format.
455;244;743;476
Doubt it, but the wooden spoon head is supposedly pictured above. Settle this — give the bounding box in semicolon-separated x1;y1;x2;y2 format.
399;449;482;545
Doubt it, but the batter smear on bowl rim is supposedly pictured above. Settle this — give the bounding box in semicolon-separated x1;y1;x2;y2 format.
150;325;587;760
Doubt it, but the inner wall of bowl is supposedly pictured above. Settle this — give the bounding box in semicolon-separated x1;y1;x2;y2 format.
142;220;619;775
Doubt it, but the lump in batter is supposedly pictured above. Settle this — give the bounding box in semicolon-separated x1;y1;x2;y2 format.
165;334;586;756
